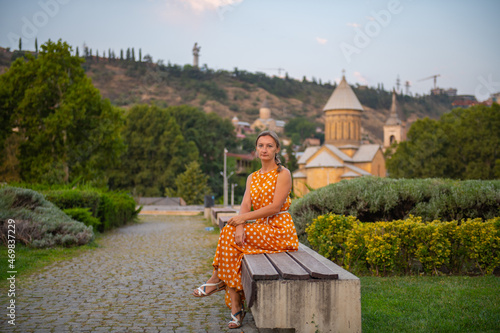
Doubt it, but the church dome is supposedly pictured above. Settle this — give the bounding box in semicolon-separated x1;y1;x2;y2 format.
323;75;363;112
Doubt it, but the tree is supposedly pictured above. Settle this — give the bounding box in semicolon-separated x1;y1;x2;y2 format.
387;104;500;179
18;38;21;51
0;39;125;184
166;161;211;205
167;105;237;198
285;117;317;145
35;38;38;53
139;48;142;62
111;105;198;196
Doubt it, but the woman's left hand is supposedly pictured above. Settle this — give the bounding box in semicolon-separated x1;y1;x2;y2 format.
228;215;246;227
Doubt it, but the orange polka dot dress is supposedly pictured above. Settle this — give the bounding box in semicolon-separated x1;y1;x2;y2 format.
212;167;299;309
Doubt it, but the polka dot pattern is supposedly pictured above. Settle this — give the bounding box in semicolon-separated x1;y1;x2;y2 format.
212;168;300;309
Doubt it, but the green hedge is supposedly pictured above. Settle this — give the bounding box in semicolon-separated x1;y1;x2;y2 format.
290;177;500;244
43;189;139;232
306;213;500;276
63;208;101;229
0;187;93;247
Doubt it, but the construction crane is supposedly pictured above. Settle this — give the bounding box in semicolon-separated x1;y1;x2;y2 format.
405;81;411;95
418;74;441;89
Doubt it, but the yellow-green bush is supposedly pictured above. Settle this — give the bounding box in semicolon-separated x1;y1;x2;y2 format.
306;213;500;276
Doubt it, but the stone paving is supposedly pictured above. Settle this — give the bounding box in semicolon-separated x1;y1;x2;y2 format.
1;214;259;332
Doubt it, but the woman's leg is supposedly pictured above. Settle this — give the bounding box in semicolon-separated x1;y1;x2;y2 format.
192;268;223;296
228;287;244;327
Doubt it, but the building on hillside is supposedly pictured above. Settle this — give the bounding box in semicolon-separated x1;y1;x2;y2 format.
292;74;386;197
232;116;253;138
250;99;285;134
383;90;406;150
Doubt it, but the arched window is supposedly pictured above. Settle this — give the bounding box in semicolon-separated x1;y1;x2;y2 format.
389;135;396;145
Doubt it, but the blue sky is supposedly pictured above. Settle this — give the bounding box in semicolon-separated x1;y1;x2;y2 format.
1;0;499;100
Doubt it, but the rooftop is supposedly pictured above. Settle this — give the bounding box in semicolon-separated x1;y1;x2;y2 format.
323;75;364;112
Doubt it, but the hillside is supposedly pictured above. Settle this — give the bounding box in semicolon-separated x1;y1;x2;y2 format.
0;47;453;144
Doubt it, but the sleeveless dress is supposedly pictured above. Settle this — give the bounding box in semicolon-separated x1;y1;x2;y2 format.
212;167;299;308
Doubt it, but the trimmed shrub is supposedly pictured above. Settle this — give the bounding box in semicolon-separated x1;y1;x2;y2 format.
0;186;93;247
63;207;101;229
43;188;139;232
44;190;101;217
306;213;500;276
291;177;500;244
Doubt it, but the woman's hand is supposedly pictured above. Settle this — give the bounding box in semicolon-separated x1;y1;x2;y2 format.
234;225;246;246
228;215;246;227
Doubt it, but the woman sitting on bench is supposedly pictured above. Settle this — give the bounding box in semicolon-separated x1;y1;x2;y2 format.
193;130;299;329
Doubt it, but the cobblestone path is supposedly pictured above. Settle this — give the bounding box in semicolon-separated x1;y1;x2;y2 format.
2;214;258;332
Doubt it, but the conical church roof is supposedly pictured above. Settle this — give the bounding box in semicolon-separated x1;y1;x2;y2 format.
323;75;363;112
385;90;402;126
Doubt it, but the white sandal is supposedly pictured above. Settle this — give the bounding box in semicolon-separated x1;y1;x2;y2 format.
228;309;245;329
193;280;225;297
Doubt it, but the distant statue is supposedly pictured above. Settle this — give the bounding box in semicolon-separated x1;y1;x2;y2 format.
193;43;201;68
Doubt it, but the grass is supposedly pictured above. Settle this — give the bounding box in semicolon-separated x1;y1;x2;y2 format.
361;275;500;332
0;237;101;290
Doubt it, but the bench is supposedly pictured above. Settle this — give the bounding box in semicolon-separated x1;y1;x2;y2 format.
210;208;237;226
216;212;361;332
242;244;361;333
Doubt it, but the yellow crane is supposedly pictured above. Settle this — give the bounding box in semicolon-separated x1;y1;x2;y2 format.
418;74;441;89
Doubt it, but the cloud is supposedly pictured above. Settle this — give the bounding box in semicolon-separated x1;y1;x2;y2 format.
346;22;361;28
316;37;327;45
181;0;243;12
354;71;369;85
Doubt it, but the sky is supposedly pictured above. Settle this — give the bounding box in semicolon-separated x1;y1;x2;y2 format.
1;0;499;101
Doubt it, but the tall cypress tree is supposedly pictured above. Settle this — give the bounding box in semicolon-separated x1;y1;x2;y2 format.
18;38;22;51
35;38;38;53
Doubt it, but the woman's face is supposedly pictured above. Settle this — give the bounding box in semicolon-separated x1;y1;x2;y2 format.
256;135;279;162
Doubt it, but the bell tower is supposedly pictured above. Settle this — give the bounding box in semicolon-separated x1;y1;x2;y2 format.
323;72;364;146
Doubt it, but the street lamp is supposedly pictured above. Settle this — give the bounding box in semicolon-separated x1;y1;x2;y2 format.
223;148;228;207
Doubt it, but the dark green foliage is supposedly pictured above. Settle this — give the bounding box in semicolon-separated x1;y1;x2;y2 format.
110;104;198;196
43;188;138;232
98;191;138;231
387;104;500;179
0;186;93;247
165;161;211;205
44;190;101;217
167;105;237;198
290;177;500;244
63;207;101;229
0;39;125;185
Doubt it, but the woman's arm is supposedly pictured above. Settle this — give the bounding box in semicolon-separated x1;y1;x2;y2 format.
228;168;292;227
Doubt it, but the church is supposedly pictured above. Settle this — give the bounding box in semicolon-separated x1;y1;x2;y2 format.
292;74;388;197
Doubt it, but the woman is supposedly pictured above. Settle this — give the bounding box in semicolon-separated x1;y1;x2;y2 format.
192;130;299;329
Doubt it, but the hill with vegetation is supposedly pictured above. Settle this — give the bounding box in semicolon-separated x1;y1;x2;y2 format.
0;45;453;144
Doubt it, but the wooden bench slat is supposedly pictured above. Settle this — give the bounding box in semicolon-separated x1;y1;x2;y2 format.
243;254;280;280
211;208;236;219
241;259;257;308
265;252;310;280
218;216;232;230
287;249;339;280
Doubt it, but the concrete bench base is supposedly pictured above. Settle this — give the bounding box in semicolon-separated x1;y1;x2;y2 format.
244;245;361;333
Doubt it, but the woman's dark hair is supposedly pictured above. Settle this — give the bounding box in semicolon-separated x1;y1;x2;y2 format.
256;130;283;173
